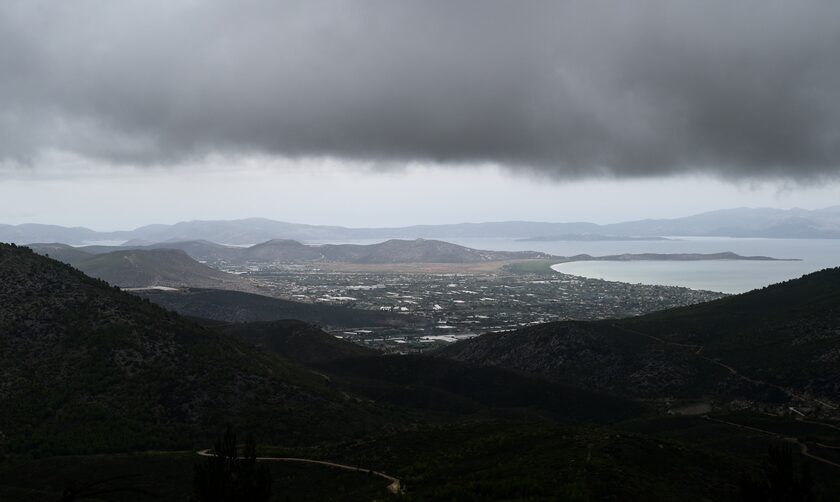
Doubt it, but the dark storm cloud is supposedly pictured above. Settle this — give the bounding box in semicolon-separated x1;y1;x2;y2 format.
1;0;839;179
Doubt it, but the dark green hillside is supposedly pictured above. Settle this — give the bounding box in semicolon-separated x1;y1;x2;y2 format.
221;319;378;365
0;452;389;501
0;244;380;455
441;268;840;406
216;320;642;422
0;422;752;501
266;421;762;501
3;416;837;501
623;267;840;397
319;354;645;423
135;287;413;328
439;321;748;400
628;266;840;334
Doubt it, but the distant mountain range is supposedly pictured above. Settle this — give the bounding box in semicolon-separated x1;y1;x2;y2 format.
29;239;790;270
4;206;840;244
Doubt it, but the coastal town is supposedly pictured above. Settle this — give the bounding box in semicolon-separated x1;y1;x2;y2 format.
241;264;725;352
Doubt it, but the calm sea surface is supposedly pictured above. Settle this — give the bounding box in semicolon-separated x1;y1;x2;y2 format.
309;237;840;294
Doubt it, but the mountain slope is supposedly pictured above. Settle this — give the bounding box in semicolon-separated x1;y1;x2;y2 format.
622;267;840;397
441;268;840;406
27;242;94;266
220;320;378;366
440;321;741;401
318;354;646;423
0;244;379;454
73;248;256;291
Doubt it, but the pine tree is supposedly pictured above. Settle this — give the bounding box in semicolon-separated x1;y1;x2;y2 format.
194;425;273;501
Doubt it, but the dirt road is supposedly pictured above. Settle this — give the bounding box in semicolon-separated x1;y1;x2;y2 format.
196;449;402;495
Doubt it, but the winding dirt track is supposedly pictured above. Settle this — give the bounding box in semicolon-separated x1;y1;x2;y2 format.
610;323;840;470
196;449;402;495
702;416;840;470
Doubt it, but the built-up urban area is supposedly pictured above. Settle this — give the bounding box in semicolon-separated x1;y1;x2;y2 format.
239;264;725;352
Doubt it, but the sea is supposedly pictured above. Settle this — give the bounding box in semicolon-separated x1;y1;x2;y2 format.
308;237;840;294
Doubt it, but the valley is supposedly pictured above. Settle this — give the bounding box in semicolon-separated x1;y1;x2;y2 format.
2;240;839;500
30;238;729;351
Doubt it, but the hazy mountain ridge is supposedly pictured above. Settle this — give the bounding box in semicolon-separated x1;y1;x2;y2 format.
5;206;840;244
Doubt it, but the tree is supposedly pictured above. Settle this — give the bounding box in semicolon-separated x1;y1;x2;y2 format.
738;443;815;502
194;425;273;502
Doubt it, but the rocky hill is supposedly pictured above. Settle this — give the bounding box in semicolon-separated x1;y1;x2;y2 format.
74;248;256;291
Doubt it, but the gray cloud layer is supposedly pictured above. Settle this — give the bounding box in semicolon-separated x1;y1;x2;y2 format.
2;1;839;179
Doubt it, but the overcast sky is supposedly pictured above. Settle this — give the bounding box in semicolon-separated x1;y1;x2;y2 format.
1;1;839;229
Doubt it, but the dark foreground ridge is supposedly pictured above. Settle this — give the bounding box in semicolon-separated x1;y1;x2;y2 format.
441;267;840;409
0;243;382;454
